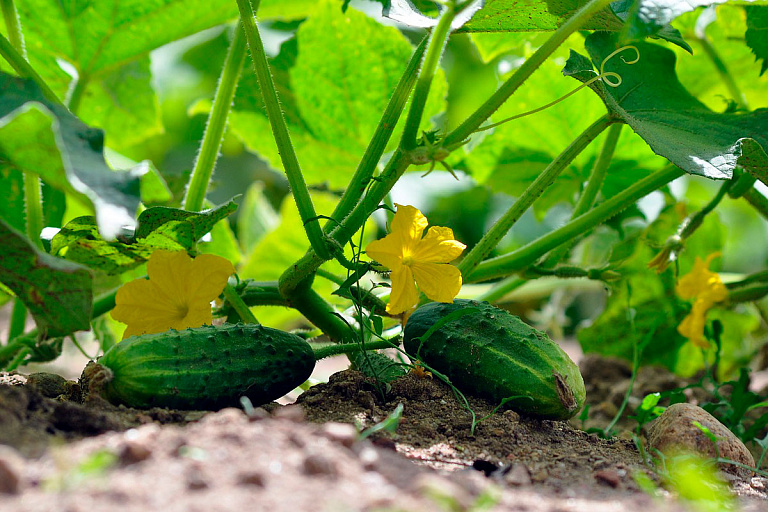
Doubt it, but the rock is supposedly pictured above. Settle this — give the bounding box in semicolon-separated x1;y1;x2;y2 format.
302;454;338;478
319;422;358;448
505;463;532;486
594;468;621;488
274;404;306;423
26;372;68;398
647;403;754;478
237;470;266;487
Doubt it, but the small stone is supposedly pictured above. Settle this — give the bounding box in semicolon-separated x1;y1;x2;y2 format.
119;440;152;465
186;467;208;490
594;468;621;488
237;471;266;487
320;422;358;448
357;446;380;471
247;407;270;422
274;405;305;422
198;408;247;426
647;403;754;479
302;454;338;478
505;463;532;486
26;372;68;398
0;446;23;494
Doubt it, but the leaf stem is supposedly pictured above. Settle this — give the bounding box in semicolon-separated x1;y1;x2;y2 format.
0;0;23;57
236;0;330;260
327;36;428;229
183;24;247;213
443;0;615;148
696;33;748;111
0;34;61;105
222;281;259;324
312;338;397;360
399;5;456;149
543;122;623;266
468;165;685;282
66;72;89;115
458;114;615;278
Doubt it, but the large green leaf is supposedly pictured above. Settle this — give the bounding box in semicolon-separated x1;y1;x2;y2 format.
229;0;445;188
563;32;768;180
0;73;143;239
14;0;239;146
746;5;768;75
0;219;92;337
0;163;26;232
461;0;624;31
50;200;238;274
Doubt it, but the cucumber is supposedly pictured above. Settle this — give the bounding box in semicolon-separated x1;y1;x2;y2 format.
92;323;316;410
403;300;585;420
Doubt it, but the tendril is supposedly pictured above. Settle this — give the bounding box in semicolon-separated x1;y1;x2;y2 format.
474;45;640;133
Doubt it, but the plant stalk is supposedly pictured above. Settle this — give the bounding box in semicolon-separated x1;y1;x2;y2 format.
236;0;330;260
184;24;247;212
468;165;685;282
443;0;615;148
0;34;61;105
458;115;615;278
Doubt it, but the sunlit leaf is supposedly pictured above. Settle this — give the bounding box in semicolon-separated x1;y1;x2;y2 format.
0;73;144;239
564;32;768;180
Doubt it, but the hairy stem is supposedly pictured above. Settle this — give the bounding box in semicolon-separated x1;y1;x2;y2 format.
184;24;247;212
443;0;615;148
1;0;23;57
312;338;397;360
468;165;685;282
222;281;259;324
458;115;615;278
328;36;428;229
236;0;330;260
0;34;61;105
543;122;623;266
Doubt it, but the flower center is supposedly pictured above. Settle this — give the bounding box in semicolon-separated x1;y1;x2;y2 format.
402;254;414;266
174;303;190;321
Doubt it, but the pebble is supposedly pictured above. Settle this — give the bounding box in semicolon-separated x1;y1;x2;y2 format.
274;405;306;423
119;440;152;465
25;372;68;398
237;470;266;487
647;403;754;478
0;446;22;494
319;422;358;448
302;454;338;478
594;468;621;488
505;463;532;486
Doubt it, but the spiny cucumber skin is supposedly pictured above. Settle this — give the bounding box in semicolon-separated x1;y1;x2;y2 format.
97;324;315;410
404;300;585;420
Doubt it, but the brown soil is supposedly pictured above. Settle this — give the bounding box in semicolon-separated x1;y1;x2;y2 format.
0;356;767;512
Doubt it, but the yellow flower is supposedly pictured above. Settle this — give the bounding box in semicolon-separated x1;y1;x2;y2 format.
675;252;727;349
365;204;466;315
112;250;235;339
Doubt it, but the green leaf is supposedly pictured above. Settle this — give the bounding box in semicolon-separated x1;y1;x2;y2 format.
15;0;239;145
230;1;443;188
0;219;92;337
51;200;239;274
564;32;768;180
0;73;144;239
75;57;162;149
746;6;768;76
0;163;26;232
461;0;624;32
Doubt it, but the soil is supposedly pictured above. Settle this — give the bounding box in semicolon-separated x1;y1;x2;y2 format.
1;355;767;511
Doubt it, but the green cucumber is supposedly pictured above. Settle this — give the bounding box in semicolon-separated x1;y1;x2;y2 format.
403;299;585;420
92;323;316;410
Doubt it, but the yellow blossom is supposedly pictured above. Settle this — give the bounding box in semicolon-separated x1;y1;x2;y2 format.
112;250;235;339
675;252;727;349
365;204;466;315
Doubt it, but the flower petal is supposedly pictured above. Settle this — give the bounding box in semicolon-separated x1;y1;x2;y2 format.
365;234;404;270
411;261;462;303
677;299;711;349
387;265;420;315
676;253;722;299
390;204;428;251
186;253;236;303
413;226;466;263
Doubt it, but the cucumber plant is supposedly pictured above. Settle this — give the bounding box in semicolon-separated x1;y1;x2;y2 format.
0;0;766;421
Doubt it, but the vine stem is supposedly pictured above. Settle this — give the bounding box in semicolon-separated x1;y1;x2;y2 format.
184;24;247;212
236;0;330;261
0;0;23;56
442;0;615;148
312;338;397;360
458;115;615;278
468;165;685;282
542;122;623;267
222;280;259;324
0;34;61;105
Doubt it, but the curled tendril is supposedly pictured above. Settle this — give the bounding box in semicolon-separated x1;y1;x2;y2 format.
474;45;641;133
